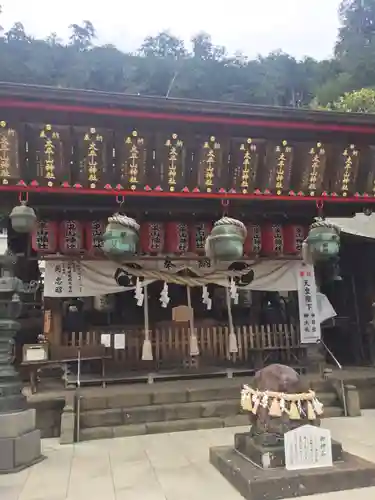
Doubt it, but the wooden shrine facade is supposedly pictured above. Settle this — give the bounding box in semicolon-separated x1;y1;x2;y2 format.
0;82;375;205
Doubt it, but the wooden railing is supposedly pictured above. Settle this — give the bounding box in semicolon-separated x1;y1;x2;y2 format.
62;323;305;370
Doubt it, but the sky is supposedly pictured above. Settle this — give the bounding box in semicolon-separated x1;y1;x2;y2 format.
0;0;341;60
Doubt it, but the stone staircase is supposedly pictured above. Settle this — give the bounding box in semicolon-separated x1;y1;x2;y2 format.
77;378;344;442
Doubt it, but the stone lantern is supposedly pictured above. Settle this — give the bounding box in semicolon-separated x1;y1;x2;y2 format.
102;213;140;258
0;249;43;472
305;219;340;262
9;201;37;233
205;217;247;261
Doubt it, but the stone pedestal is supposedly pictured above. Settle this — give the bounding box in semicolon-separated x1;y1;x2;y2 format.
210;431;375;500
306;342;325;373
0;409;43;473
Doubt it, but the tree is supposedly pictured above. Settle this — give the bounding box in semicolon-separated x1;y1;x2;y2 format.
335;0;375;89
5;22;30;43
139;31;187;59
69;20;96;51
325;87;375;112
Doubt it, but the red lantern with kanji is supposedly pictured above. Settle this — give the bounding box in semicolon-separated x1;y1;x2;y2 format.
59;220;84;254
244;224;262;256
189;223;212;254
283;225;306;254
86;220;105;254
165;222;189;254
140;222;165;254
32;221;58;254
261;224;284;255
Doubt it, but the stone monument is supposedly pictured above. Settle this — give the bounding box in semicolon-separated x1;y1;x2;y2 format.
210;364;375;499
0;250;43;473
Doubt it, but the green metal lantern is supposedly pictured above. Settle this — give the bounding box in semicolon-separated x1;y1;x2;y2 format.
205;217;247;261
305;219;340;262
9;202;37;233
102;213;139;258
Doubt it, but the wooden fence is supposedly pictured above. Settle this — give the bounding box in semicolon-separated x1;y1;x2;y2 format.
62;323;305;370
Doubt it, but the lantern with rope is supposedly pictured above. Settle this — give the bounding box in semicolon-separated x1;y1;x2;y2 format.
205;200;247;261
304;218;340;263
102;196;140;258
10;192;37;233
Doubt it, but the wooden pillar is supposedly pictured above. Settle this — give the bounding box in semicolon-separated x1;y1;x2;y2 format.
45;298;62;346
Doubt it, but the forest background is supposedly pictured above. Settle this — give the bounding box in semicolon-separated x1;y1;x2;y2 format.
0;0;374;112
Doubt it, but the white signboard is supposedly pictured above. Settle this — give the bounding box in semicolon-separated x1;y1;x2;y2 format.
284;425;333;471
297;264;321;344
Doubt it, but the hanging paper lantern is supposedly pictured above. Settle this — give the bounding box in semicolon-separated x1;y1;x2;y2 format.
261;224;284;255
86;220;105;254
205;217;247;261
140;222;165;254
190;223;212;254
283;225;307;255
59;220;84;254
102;213;139;257
165;222;189;254
244;224;262;256
305;219;340;262
32;221;58;253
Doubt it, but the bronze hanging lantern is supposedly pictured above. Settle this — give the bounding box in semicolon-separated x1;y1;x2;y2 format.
9;200;37;233
305;219;340;262
102;213;139;258
205;217;247;261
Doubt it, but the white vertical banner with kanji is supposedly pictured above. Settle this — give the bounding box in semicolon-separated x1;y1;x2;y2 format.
297;264;321;344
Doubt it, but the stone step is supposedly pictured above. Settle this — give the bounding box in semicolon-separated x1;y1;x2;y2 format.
79;406;344;442
80;394;342;429
80;399;242;428
79;383;339;411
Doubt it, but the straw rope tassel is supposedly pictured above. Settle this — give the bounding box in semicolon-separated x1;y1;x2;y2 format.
141;284;153;361
187;285;199;356
226;286;238;353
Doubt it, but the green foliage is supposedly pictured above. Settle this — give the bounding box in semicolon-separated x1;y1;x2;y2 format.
0;0;373;109
325;87;375;112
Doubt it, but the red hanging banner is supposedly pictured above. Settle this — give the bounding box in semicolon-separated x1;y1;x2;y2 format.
86;220;105;254
59;220;84;254
140;222;165;254
244;224;262;256
165;222;190;254
261;224;284;255
32;221;58;254
283;225;306;254
189;223;212;254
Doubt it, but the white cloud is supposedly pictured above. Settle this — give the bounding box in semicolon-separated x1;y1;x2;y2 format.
0;0;341;60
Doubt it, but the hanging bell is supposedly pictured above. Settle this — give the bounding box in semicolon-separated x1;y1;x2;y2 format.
9;201;37;233
102;213;139;258
205;217;247;261
305;219;340;262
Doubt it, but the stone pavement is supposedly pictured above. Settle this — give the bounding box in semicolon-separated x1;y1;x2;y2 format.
2;412;375;500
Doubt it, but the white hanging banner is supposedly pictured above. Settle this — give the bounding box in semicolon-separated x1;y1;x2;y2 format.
44;259;303;298
297;264;321;344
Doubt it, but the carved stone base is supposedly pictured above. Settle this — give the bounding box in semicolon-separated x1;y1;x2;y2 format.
0;409;44;473
210;446;375;500
234;432;343;469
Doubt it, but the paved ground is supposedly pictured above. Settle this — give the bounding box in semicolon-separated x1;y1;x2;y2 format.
3;411;375;500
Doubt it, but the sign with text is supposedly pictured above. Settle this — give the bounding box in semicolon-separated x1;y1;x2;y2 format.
297;264;321;344
284;425;333;471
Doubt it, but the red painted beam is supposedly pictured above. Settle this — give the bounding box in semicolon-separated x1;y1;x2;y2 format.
0;184;373;203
